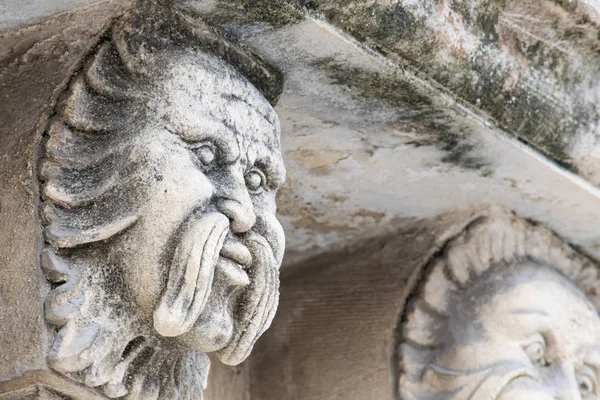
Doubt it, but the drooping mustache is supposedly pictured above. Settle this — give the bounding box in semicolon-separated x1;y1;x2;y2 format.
216;232;280;365
152;210;280;362
153;212;229;337
401;360;536;400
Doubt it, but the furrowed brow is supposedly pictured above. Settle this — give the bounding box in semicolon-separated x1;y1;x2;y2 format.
255;155;286;189
168;118;240;163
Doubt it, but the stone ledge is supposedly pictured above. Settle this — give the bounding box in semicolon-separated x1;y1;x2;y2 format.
0;370;106;399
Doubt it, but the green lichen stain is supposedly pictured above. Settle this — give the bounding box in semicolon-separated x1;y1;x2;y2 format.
214;0;304;28
295;0;600;173
449;58;580;172
305;0;438;65
310;57;432;108
311;57;487;170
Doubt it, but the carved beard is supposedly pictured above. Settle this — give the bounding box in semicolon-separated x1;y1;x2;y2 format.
400;359;533;400
154;211;280;365
43;210;279;399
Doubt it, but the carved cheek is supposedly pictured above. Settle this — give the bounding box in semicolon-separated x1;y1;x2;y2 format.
142;170;214;226
255;205;285;266
120;167;216;313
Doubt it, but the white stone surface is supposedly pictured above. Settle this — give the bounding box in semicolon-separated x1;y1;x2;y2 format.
209;17;600;266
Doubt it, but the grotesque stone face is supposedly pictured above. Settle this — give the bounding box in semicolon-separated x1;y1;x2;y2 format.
396;210;600;400
124;55;286;364
440;263;600;399
39;3;285;398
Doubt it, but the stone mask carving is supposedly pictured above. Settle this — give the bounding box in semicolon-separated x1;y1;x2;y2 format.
38;2;285;398
395;209;600;400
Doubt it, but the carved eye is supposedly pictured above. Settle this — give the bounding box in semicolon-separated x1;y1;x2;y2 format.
245;169;266;193
194;144;216;166
524;335;548;367
577;365;598;398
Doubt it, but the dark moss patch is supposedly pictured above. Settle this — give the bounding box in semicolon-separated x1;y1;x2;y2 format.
214;0;304;28
406;130;488;171
444;58;581;172
310;57;432;108
311;57;487;170
290;0;600;174
304;0;438;66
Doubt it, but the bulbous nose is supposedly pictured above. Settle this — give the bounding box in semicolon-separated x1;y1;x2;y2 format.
215;169;256;233
217;197;256;233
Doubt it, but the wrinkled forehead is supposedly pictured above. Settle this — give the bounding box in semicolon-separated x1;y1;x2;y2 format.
473;263;600;330
150;52;282;157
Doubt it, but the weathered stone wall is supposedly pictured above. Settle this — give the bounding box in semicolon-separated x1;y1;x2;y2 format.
0;1;130;382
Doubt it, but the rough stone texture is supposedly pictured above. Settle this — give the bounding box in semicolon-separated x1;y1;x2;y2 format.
38;2;285;399
284;0;600;184
1;1;285;398
12;0;600;182
7;0;600;267
0;0;130;384
6;0;600;399
195;11;600;268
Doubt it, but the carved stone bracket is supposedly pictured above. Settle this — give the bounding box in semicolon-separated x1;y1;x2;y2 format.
33;1;286;398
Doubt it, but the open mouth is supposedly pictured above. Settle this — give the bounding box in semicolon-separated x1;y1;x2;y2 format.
217;240;252;287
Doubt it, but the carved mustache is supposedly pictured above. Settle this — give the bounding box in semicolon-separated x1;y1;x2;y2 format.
216;232;280;365
152;212;280;363
153;212;229;337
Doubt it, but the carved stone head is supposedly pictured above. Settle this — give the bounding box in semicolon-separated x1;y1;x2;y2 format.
395;209;600;400
38;2;285;398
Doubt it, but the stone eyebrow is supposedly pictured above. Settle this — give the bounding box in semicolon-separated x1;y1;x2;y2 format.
508;308;551;317
167;119;241;164
255;155;286;189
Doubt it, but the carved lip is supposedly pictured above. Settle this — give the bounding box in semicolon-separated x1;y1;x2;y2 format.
217;240;252;287
216;257;250;287
219;240;252;267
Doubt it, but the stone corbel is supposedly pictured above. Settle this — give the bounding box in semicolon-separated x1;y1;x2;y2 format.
1;1;286;398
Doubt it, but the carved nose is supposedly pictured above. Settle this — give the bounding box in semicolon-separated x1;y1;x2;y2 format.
217;197;256;233
550;363;582;400
217;177;256;233
214;168;257;233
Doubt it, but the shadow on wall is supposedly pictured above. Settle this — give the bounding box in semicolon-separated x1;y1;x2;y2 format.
248;206;491;400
